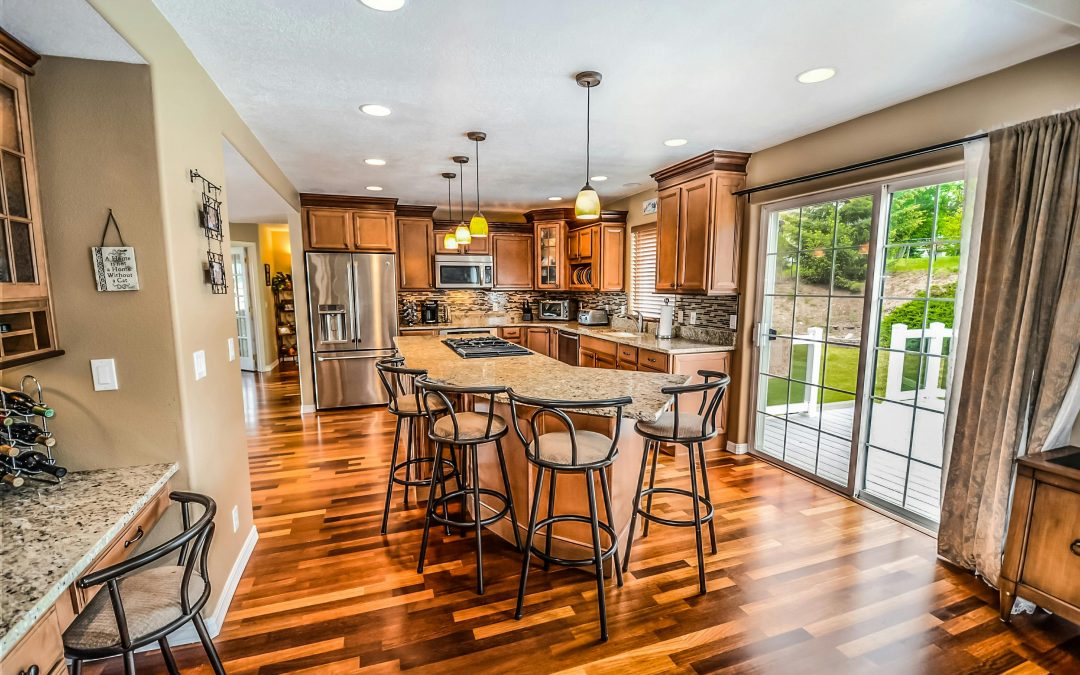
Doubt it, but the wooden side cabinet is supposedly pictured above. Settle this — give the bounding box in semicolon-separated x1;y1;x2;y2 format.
1000;446;1080;626
396;205;436;290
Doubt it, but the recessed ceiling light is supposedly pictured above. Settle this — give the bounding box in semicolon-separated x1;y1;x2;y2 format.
547;196;562;201
623;182;642;188
796;67;836;84
364;158;386;166
360;104;392;117
359;0;405;11
590;175;608;182
365;185;383;191
663;138;688;147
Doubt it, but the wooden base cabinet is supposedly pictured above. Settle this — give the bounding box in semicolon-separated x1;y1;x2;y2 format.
1000;446;1080;626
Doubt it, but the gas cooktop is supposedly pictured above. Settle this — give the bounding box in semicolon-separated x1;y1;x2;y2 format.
443;336;531;359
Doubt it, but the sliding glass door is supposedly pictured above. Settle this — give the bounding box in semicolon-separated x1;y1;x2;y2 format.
754;169;966;527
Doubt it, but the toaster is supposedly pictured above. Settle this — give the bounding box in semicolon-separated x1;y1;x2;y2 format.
577;309;609;326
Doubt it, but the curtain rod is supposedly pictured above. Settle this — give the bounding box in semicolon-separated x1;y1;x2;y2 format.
732;132;989;196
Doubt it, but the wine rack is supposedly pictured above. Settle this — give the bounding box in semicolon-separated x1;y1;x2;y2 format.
1;375;67;487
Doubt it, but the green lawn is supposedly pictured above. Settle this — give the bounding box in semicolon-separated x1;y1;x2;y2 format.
766;344;928;408
885;254;959;275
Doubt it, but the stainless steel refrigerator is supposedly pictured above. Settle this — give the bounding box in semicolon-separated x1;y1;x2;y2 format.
307;252;398;409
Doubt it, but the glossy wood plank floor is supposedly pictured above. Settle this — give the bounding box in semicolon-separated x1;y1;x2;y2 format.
91;367;1079;674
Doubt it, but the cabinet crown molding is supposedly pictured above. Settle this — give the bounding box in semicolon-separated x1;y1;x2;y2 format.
396;204;437;218
524;207;627;225
651;150;751;188
300;192;399;211
0;27;40;74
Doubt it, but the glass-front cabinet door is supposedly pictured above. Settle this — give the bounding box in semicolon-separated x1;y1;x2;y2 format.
534;220;565;290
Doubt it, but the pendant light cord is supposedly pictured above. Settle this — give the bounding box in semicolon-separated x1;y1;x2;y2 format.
586;84;591;182
474;138;481;211
459;170;466;223
447;175;454;221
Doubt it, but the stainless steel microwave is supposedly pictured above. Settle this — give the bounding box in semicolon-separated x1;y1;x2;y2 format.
435;254;493;289
538;299;572;320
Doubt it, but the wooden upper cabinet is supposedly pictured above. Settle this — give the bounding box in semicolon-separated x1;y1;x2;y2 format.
577;226;595;259
655;187;680;292
305;209;352;250
433;226;490;255
396;216;433;290
599;224;625;291
352;210;396;252
534;220;566;290
651;150;750;295
491;232;534;290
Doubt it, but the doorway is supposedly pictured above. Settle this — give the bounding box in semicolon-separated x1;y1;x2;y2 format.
754;167;966;528
231;243;259;372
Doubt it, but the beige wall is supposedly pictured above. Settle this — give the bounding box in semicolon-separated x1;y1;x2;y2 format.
728;44;1080;446
1;57;183;472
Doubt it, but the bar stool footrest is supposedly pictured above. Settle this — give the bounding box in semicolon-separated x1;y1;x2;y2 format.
428;487;510;529
391;456;458;489
530;514;619;568
636;487;714;527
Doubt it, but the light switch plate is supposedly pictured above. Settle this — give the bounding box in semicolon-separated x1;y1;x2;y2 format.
193;350;207;380
90;358;118;391
689;311;697;325
231;505;240;533
228;338;236;362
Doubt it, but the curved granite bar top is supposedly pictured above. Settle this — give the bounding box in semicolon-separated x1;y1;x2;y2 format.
399;317;735;355
0;462;178;655
395;335;687;421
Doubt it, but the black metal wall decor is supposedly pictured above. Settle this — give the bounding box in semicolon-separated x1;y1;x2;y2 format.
190;169;228;294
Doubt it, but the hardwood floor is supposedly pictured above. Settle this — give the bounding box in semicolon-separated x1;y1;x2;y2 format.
93;367;1079;674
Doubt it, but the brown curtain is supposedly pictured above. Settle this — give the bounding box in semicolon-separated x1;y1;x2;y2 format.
938;110;1080;585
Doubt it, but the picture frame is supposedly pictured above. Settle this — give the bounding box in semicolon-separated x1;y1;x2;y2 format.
643;197;658;215
200;198;223;237
207;251;227;294
264;263;272;285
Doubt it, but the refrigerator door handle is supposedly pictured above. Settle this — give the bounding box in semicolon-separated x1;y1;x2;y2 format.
316;351;396;362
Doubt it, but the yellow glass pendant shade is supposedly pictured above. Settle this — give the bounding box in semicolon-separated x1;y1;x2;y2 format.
469;212;489;237
575;184;601;220
454;222;472;245
442;230;458;250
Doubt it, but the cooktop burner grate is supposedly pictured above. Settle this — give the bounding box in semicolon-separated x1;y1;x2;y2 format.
443;336;532;358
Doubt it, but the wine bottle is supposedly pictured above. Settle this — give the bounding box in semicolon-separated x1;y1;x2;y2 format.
1;390;54;418
0;413;13;427
0;443;17;457
16;451;67;478
7;422;56;447
0;467;24;487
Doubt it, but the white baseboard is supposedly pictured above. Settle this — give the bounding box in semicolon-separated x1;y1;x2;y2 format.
726;440;749;455
258;359;280;373
160;524;259;647
300;404;316;414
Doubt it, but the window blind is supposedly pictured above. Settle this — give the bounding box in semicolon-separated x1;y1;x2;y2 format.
630;225;673;319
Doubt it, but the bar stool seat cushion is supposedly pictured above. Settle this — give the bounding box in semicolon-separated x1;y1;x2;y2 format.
637;412;707;440
63;566;205;651
393;395;447;415
433;412;506;440
535;430;612;465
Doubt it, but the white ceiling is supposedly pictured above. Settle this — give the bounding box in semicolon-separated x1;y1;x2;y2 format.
223;140;294;224
0;0;143;63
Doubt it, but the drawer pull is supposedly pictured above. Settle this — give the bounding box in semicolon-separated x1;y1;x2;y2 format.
1071;539;1080;557
124;525;145;549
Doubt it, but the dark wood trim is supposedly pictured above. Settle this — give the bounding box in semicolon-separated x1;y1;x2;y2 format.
433;219;532;234
651;150;751;188
1;349;64;369
524;207;576;223
567;210;627;230
0;27;41;75
1017;445;1080;482
299;193;398;211
396;204;437;219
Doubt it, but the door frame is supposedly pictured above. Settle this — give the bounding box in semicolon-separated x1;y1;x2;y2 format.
231;242;266;372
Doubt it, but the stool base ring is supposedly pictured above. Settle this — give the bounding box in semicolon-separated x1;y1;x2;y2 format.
635;486;714;528
428;487;511;529
529;514;619;568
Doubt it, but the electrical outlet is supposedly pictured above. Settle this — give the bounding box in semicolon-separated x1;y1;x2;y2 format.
729;314;738;330
228;338;236;362
193;350;207;380
232;505;240;533
677;310;684;323
689;311;697;325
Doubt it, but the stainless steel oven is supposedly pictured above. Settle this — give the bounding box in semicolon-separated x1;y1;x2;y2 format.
538;299;572;320
435;254;493;289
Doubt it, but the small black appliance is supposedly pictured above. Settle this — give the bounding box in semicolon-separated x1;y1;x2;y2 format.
421;300;440;324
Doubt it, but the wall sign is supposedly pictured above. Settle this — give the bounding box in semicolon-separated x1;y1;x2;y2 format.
643;197;658;215
92;209;140;291
265;263;272;285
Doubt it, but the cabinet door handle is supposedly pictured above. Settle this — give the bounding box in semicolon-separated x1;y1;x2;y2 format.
1071;539;1080;557
124;525;145;549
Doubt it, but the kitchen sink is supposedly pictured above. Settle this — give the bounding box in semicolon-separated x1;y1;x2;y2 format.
600;331;641;338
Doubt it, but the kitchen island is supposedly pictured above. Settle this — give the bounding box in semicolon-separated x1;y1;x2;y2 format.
395;335;692;566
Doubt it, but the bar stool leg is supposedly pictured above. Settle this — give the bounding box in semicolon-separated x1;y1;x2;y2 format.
403;417;415;509
585;468;609;642
159;635;180;675
495;438;523;552
458;446;469;538
193;612;225;675
623;439;653;572
438;447;452;536
470;444;485;594
380;416;404;534
71;660;83;675
543;468;559;571
697;442;717;554
685;442;707;595
642;440;661;538
123;651;136;675
416;443;444;574
515;467;547;619
598;468;623;588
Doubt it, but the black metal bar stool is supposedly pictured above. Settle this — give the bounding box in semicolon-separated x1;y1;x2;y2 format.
622;370;730;595
375;357;455;534
415;377;522;594
64;492;222;675
507;389;633;642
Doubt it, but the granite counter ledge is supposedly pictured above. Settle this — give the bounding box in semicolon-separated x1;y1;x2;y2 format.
0;462;178;655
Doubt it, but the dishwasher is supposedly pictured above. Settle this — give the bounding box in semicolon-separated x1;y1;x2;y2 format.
557;330;579;366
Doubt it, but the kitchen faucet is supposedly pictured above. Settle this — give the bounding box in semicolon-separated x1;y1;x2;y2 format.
633;310;645;333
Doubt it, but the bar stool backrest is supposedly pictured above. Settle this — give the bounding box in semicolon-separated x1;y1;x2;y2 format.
507;390;633;469
416;376;508;442
376;356;427;415
75;492;216;650
663;370;731;441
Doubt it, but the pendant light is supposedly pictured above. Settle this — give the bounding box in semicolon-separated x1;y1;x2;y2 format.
441;172;458;250
453;156;472;246
466;131;489;237
574;71;602;220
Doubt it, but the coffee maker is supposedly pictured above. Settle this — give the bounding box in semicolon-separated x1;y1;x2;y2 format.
421;300;440;324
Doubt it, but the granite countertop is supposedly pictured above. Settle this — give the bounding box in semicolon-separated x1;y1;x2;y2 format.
395;335;687;421
0;463;178;654
399;318;735;355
